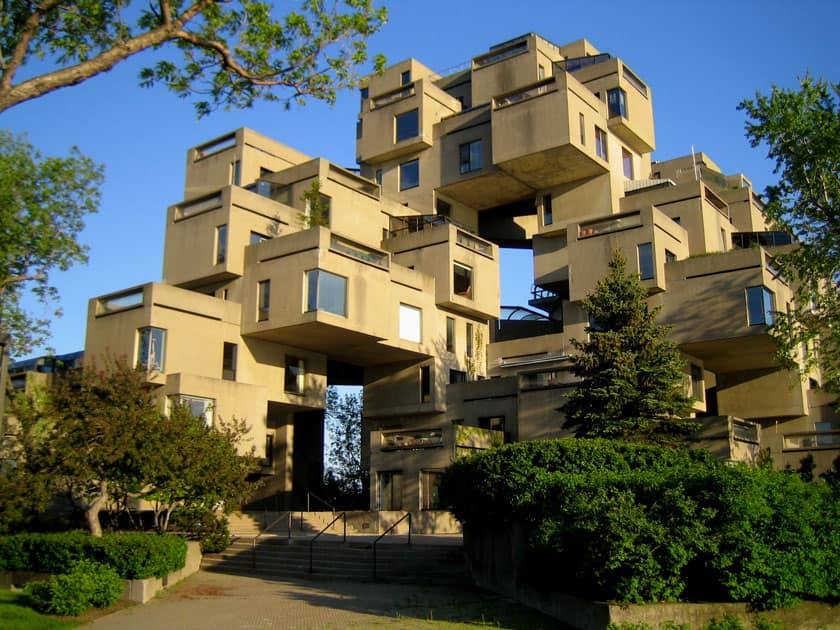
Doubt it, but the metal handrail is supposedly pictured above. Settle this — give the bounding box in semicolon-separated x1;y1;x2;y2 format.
309;512;346;573
251;511;292;568
306;491;336;513
372;512;411;579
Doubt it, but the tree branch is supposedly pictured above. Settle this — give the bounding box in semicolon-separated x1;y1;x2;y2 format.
0;0;65;91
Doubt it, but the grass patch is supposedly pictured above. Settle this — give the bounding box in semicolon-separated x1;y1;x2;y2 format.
0;590;78;629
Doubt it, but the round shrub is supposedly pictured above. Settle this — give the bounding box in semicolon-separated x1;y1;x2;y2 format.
25;559;123;616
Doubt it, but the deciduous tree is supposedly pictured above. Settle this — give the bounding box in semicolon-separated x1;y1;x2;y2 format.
563;251;695;443
324;386;365;499
739;77;840;395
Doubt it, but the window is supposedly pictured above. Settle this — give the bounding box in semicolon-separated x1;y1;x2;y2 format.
690;364;705;402
399;303;422;342
305;270;347;316
231;160;241;186
173;395;214;427
446;316;455;352
622;148;633;179
595;127;608;160
399;159;419;190
453;262;473;298
479;416;505;432
579;113;586;145
375;169;383;186
538;64;545;80
420;365;431;402
449;369;467;384
672;216;681;225
543;194;553;226
607;87;627;118
665;249;677;263
378;471;403;510
746;286;775;326
459;140;482;174
395;109;419;142
261;434;274;467
356;119;363;139
222;342;237;381
400;70;411;85
638;242;654;280
360;86;368;100
257;280;270;321
466;322;474;357
215;224;228;265
285;356;305;394
250;231;269;244
422;470;443;510
436;198;451;217
137;327;166;371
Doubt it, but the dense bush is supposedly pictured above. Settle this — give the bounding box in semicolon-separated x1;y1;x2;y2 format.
25;558;123;616
439;439;840;608
0;531;186;579
170;507;231;553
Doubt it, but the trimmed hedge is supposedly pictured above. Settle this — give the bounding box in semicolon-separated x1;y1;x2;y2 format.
0;531;186;579
25;559;124;616
440;438;840;608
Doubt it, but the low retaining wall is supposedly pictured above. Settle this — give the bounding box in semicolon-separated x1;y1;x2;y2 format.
464;527;838;629
0;541;202;605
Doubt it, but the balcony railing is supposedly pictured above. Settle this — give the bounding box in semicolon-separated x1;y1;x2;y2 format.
578;212;641;238
783;431;840;450
731;231;794;249
558;53;611;73
494;80;554;109
386;214;477;238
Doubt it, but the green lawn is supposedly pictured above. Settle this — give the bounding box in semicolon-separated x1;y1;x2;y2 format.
0;590;79;630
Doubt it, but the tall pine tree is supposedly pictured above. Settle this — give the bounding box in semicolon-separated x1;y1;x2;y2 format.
563;251;696;443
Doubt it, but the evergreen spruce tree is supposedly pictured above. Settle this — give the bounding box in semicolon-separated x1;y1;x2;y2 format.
563;251;696;443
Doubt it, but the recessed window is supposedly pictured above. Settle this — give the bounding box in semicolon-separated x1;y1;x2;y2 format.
690;364;705;402
479;416;505;432
395;109;419;142
595;127;608;160
356;119;363;139
215;224;228;265
262;434;274;467
466;322;474;357
453;262;473;299
222;342;237;381
379;470;403;510
746;286;775;326
137;327;166;371
257;280;270;321
399;303;422;342
449;369;467;384
622;148;634;179
173;395;214;427
399;159;419;190
305;270;347;317
375;169;383;186
422;470;443;510
231;160;241;186
665;249;677;264
285;356;305;394
579;113;586;145
446;316;455;352
538;64;545;80
420;365;431;402
360;86;369;100
250;231;269;244
436;198;451;218
607;87;627;118
401;70;411;85
543;194;553;226
459;140;482;174
638;242;654;280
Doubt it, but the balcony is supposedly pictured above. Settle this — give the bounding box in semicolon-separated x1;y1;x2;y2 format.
491;72;609;189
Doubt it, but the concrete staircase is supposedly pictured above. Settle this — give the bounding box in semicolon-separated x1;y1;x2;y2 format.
202;537;469;584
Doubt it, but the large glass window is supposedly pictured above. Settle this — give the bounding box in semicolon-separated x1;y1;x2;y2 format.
258;280;270;321
222;342;237;381
378;470;403;510
172;394;214;427
250;231;269;245
595;127;608;160
543;194;553;226
607;87;627;118
638;242;654;280
305;270;347;316
399;159;419;190
285;356;305;394
746;286;775;326
459;140;482;174
453;262;473;298
137;327;166;371
215;224;227;265
395;109;419;142
399;303;422;342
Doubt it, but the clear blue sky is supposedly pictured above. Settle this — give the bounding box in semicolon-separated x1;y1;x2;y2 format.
4;0;839;359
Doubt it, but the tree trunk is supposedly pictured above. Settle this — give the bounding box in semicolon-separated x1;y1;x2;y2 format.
85;480;109;537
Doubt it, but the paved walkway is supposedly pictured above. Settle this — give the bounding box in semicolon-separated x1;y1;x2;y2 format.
86;570;567;629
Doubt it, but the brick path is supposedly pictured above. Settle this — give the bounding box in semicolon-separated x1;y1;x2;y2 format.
86;570;566;629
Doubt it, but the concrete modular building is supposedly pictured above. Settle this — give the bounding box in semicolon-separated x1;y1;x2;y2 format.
85;34;838;514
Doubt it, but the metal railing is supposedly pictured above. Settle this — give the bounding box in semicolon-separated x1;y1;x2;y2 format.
309;512;346;573
372;512;411;579
251;511;292;568
306;490;335;513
